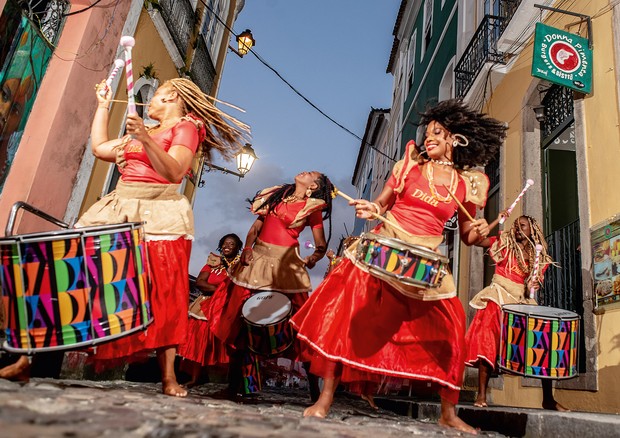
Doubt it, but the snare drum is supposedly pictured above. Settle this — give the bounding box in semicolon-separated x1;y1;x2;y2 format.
499;304;579;379
241;291;294;357
0;223;152;353
355;233;449;288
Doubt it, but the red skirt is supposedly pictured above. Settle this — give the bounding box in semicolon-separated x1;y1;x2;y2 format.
92;238;191;366
464;301;501;369
208;281;309;360
290;259;467;399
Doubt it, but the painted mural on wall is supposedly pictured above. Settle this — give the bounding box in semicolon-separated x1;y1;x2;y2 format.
592;216;620;308
0;16;53;191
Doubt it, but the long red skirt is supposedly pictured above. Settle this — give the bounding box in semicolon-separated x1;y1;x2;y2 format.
290;259;466;404
92;238;191;366
464;301;501;369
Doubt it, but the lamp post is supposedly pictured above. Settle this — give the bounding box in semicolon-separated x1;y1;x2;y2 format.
229;29;255;58
199;143;258;186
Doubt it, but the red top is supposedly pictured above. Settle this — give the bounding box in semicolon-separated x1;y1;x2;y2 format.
489;235;549;283
121;120;199;184
199;263;229;286
259;201;324;247
385;165;474;236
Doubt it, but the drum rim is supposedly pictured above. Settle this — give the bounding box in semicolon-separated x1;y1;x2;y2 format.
497;364;579;380
0;222;145;244
501;304;580;320
241;291;292;325
359;232;450;264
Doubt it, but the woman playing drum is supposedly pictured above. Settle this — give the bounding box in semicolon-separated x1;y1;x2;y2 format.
464;215;568;411
178;233;243;387
208;171;334;399
290;99;506;433
76;78;248;397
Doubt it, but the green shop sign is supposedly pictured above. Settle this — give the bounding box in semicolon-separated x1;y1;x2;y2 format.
531;22;592;94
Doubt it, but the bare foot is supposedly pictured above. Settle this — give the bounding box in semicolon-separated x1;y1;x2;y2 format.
438;415;478;435
542;400;570;411
0;356;31;382
361;393;378;410
162;378;188;397
473;398;488;408
184;378;197;389
303;400;331;418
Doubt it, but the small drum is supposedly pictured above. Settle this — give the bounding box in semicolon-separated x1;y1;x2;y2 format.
355;232;449;288
0;222;152;353
499;304;580;379
188;274;202;304
241;291;294;357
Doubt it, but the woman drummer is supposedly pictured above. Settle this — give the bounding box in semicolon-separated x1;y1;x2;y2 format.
208;171;334;399
290;99;506;433
464;214;568;411
178;233;243;386
76;77;248;397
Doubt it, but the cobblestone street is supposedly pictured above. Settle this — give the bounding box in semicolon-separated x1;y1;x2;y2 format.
0;378;506;437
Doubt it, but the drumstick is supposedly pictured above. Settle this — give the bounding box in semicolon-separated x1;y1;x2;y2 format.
500;179;534;224
332;187;412;237
120;36;136;114
442;185;475;222
530;244;543;302
99;58;125;97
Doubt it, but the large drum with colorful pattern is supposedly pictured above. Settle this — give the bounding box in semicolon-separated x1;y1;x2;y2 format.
241;291;293;357
0;222;152;353
499;304;579;379
355;233;449;289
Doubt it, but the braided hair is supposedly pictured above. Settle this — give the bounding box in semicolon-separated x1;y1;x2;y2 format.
490;215;556;284
165;78;249;161
418;99;507;169
250;173;335;246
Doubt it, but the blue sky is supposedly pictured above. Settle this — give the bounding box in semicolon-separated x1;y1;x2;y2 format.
190;1;400;287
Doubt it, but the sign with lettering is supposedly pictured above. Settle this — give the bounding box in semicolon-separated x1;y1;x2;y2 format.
531;22;592;94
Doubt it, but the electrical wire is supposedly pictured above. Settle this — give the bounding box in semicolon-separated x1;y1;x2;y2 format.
62;0;104;17
198;0;396;162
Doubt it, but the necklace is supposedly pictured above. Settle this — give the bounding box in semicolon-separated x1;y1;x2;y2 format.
426;163;458;203
282;194;303;203
430;159;454;166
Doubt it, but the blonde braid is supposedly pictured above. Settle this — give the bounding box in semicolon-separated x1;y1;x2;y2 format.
166;78;250;161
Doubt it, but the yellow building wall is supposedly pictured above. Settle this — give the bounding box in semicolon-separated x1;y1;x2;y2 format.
471;3;620;414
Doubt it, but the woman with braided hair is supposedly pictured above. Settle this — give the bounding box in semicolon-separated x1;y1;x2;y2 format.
291;99;506;433
208;171;334;400
464;214;568;411
75;77;248;397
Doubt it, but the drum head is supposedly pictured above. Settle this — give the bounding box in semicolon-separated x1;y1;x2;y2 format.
502;304;579;320
242;291;292;325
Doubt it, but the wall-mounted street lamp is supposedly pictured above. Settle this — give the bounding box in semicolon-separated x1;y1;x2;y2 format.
229;29;255;58
199;143;258;186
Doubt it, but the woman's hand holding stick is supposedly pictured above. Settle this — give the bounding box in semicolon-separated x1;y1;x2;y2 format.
332;187;412;237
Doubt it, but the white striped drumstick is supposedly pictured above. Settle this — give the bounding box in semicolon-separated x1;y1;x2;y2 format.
530;244;543;302
500;179;534;224
120;36;136;114
99;58;125;97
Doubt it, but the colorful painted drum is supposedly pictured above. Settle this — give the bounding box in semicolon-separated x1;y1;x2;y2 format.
499;304;580;379
355;232;449;288
0;223;152;353
241;291;293;357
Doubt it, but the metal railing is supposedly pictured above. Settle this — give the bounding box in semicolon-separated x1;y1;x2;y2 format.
455;15;505;98
158;0;196;58
541;220;582;314
190;36;216;94
498;0;524;34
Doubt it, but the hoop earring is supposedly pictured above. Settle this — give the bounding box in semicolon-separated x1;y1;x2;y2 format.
453;133;469;147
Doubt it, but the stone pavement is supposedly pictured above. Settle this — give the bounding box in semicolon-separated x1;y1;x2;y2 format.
0;378;506;438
